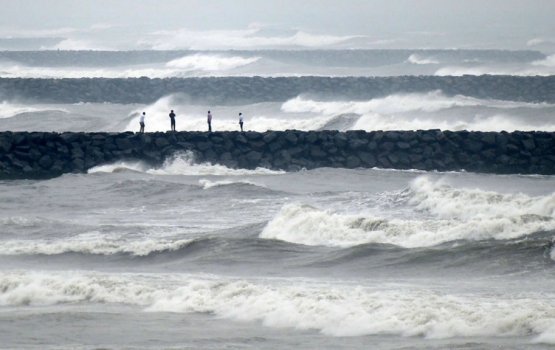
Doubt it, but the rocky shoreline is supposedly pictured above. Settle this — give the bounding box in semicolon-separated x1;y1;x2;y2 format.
1;130;554;179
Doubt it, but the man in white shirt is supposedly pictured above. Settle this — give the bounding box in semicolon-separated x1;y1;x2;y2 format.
239;112;244;132
139;112;146;133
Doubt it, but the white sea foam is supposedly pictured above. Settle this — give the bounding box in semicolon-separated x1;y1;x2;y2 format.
52;38;110;51
87;160;148;174
0;101;66;119
407;54;439;65
0;52;260;79
0;236;193;256
535;324;555;344
435;63;555;76
141;26;361;50
166;54;260;71
351;112;555;132
0;63;260;79
123;94;337;132
125;93;555;134
88;151;283;176
0;216;54;227
1;271;554;340
260;177;555;248
198;179;265;190
533;54;555;68
282;93;468;115
280;93;555;132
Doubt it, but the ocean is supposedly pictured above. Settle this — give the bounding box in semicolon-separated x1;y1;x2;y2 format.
1;49;555;349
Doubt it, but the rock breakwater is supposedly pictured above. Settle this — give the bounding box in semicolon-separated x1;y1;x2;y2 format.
2;76;555;104
0;130;554;179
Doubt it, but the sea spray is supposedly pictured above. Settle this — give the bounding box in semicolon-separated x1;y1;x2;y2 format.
260;176;555;248
88;151;284;176
1;271;554;339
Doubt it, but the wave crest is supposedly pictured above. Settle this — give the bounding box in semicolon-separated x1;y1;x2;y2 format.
0;235;193;256
260;177;555;248
88;151;283;176
166;54;259;71
1;271;554;340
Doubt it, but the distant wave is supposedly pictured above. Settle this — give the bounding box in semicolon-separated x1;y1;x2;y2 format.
123;92;555;134
198;178;266;190
0;54;261;79
407;53;439;65
280;92;555;132
281;91;546;115
0;101;67;119
435;62;555;77
123;95;338;132
166;54;260;71
88;151;284;176
141;27;361;50
1;271;554;340
260;176;555;248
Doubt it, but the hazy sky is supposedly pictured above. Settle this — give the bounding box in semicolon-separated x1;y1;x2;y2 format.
1;0;554;50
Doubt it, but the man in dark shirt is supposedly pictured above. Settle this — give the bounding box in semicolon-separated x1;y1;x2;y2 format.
169;110;176;131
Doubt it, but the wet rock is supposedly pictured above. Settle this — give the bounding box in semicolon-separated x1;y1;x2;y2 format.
0;136;13;153
154;137;170;148
246;151;262;164
284;132;298;145
115;137;133;150
0;130;554;179
521;138;536;151
348;139;368;150
346;155;361;168
358;152;376;166
263;132;278;143
38;155;53;169
310;146;327;159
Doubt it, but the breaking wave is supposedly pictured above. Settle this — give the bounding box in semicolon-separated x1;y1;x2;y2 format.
0;101;66;119
1;271;555;340
165;54;260;71
124;91;555;133
198;178;265;190
280;93;555;131
435;60;555;76
123;95;337;132
260;176;555;248
88;151;283;176
407;54;439;65
141;27;360;50
281;91;545;115
0;236;193;256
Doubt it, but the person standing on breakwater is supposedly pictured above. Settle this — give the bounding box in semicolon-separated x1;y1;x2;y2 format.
139;112;146;133
207;110;212;132
169;110;176;131
239;112;244;132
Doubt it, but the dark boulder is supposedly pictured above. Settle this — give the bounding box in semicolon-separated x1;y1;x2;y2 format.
38;155;54;169
153;137;169;148
521;138;536;151
358;152;376;166
0;136;13;153
284;132;298;145
346;155;361;168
